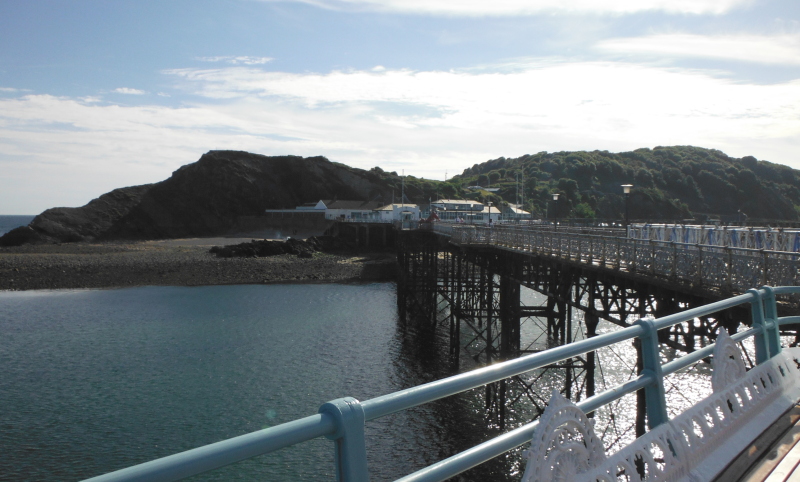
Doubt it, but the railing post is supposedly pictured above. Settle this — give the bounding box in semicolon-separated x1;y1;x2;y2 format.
602;237;607;266
650;240;655;275
671;242;677;279
319;397;369;481
726;247;733;292
696;244;703;286
635;318;668;429
761;286;782;358
747;288;770;364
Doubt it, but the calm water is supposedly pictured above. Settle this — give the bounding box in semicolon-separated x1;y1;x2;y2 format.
0;215;35;236
0;282;717;481
1;283;493;482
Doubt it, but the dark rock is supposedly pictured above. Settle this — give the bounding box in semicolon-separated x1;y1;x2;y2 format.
0;226;55;246
209;237;320;258
99;151;393;241
4;151;394;245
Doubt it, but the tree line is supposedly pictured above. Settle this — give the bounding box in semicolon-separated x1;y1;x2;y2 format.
370;146;800;223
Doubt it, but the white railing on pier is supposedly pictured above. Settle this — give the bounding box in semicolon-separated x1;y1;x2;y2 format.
434;224;800;294
629;223;800;252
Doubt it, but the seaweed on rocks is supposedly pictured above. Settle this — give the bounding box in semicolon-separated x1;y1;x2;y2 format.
210;237;319;258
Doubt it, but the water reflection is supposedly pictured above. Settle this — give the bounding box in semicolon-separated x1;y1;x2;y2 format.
0;282;755;481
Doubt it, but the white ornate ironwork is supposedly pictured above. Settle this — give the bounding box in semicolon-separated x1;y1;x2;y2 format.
629;224;800;253
521;390;606;482
711;328;747;393
523;347;800;481
438;224;800;297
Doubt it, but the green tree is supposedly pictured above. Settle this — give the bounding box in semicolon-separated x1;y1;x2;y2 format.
574;203;596;219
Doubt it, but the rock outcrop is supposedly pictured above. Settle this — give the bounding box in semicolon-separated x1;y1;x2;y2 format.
209;237;326;259
1;151;394;246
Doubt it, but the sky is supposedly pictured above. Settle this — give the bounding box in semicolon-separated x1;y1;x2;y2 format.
1;0;799;214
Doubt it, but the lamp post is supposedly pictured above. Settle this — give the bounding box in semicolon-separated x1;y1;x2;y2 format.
621;184;633;233
552;193;560;230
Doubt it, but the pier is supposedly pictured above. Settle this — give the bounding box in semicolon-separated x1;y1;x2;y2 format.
83;222;800;481
397;223;800;439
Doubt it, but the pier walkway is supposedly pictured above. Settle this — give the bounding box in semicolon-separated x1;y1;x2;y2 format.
432;223;800;298
84;286;800;481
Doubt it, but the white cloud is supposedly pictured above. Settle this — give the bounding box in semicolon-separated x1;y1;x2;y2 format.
113;87;146;95
163;63;800;145
266;0;751;16
198;56;274;65
2;59;800;212
596;34;800;65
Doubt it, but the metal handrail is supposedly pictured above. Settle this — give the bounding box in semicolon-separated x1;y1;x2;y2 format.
434;224;800;293
84;287;799;482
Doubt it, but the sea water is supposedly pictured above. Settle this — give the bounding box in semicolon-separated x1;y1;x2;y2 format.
0;215;35;236
1;283;483;481
0;282;716;481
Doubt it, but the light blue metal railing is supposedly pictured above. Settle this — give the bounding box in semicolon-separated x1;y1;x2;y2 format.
84;286;800;482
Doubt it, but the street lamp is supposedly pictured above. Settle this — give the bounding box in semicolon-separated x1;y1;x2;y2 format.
552;193;560;230
621;184;633;233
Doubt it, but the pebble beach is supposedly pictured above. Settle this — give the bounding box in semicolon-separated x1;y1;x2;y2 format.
0;237;396;291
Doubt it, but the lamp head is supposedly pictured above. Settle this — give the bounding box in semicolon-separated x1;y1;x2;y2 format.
552;193;560;201
621;184;633;195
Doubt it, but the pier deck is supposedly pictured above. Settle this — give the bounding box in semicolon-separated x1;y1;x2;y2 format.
728;404;800;481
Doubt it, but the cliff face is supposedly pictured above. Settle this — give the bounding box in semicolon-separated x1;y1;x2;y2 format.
2;151;393;245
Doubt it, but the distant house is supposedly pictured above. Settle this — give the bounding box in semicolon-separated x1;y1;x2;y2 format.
429;199;500;224
301;200;385;220
374;203;420;223
502;204;532;222
466;185;500;193
431;199;484;213
270;199;417;222
481;205;502;224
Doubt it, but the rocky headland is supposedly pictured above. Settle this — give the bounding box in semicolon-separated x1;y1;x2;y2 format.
0;150;397;246
0;150;404;290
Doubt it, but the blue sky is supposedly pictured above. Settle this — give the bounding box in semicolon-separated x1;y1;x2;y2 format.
1;0;799;213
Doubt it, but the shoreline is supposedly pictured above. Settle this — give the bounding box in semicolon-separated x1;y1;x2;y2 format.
0;238;397;291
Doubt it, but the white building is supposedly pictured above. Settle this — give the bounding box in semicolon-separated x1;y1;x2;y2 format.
292;200;384;220
430;199;501;224
272;199;418;223
502;204;532;222
375;203;420;223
